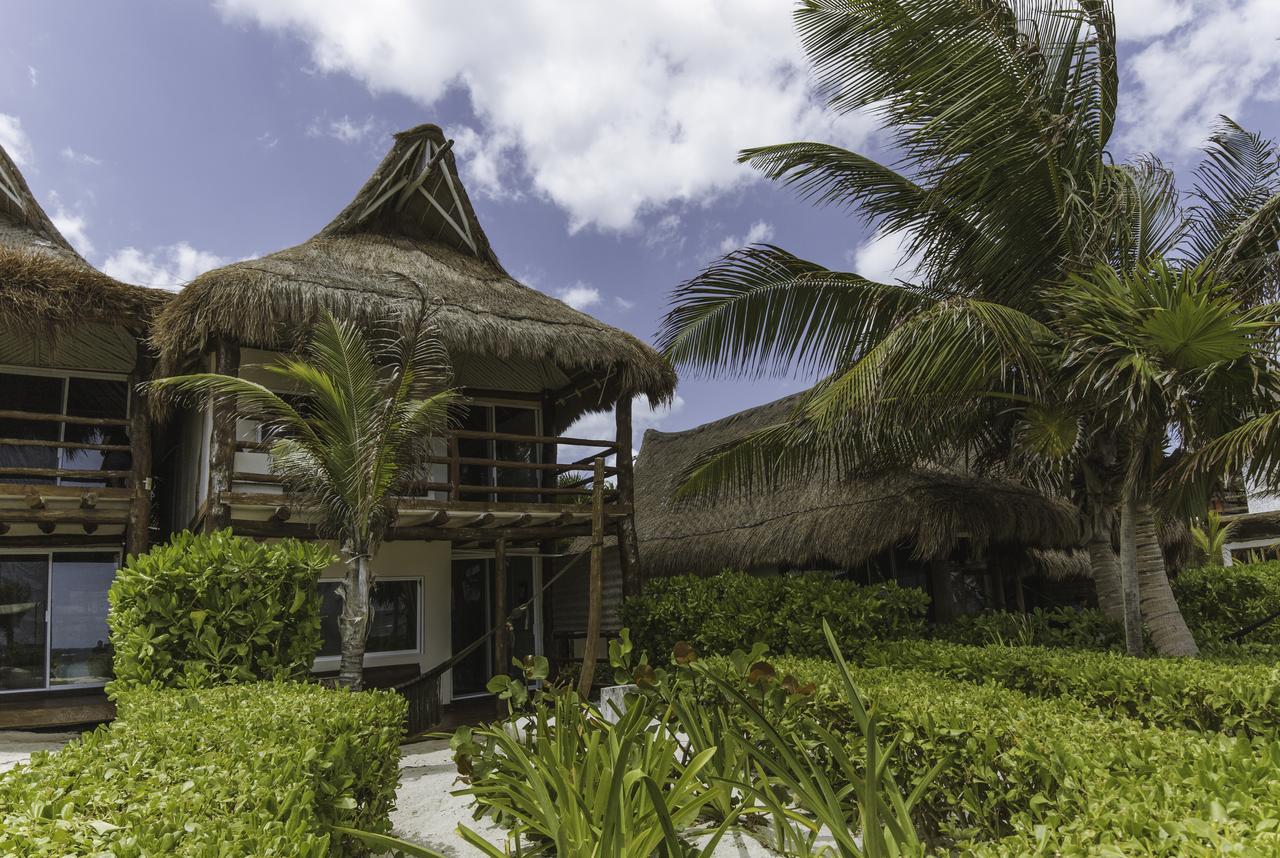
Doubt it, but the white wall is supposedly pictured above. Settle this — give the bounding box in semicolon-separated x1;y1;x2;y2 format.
312;539;456;701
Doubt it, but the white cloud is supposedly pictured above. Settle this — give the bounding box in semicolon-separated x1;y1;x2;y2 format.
60;146;102;166
216;0;876;232
308;114;377;144
613;296;635;312
27;66;38;88
102;242;231;291
556;283;602;311
448;124;516;198
46;194;95;256
1113;0;1194;42
562;393;686;463
848;228;923;284
718;219;774;254
257;131;279;149
0;114;33;166
1119;0;1280;153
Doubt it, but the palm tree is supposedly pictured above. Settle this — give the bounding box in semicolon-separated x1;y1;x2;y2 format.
657;1;1280;655
149;307;457;689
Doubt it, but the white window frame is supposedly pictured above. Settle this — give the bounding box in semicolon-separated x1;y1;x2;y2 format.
311;575;424;670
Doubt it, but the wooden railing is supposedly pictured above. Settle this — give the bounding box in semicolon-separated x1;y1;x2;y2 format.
0;409;134;485
234;429;622;505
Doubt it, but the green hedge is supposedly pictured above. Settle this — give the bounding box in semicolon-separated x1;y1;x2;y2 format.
858;638;1280;737
933;606;1124;650
1173;561;1280;646
619;571;928;662
699;655;1280;855
108;530;334;692
0;682;405;856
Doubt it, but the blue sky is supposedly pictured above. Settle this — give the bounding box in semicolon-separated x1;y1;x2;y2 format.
3;1;1279;445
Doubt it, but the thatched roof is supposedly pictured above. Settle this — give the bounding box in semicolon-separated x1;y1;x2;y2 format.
0;142;168;333
152;124;674;423
634;393;1081;578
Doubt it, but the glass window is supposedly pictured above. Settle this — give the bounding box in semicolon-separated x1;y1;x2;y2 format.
61;378;130;487
457;406;492;501
317;579;420;658
0;373;63;484
0;555;48;691
49;553;117;686
494;406;539;500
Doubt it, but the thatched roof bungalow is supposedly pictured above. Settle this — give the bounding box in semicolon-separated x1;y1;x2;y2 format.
152;124;674;427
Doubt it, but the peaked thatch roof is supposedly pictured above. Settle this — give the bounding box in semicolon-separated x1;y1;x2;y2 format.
0;143;168;333
152;124;674;422
634;393;1081;579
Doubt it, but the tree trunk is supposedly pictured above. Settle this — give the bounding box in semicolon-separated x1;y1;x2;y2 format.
1087;531;1125;623
929;558;955;622
337;549;371;690
1136;502;1199;657
1118;491;1145;657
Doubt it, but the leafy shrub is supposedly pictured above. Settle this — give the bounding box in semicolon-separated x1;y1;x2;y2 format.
695;654;1280;855
859;638;1280;737
0;682;406;856
619;571;928;661
933;606;1124;650
108;529;334;692
1173;561;1280;645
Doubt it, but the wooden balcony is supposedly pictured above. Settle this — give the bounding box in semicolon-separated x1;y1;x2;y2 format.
0;408;149;550
207;429;629;547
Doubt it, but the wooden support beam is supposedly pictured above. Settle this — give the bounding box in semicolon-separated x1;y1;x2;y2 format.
38;521;55;535
270;505;292;524
24;493;45;510
0;523;9;535
206;339;241;533
507;514;533;528
472;513;497;528
614;397;642;599
127;338;155;558
0;533;126;549
494;537;509;697
83;523;98;535
577;457;606;701
80;492;99;510
0;509;130;525
422;510;449;526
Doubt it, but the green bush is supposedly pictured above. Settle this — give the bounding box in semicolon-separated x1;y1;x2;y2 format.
933;606;1124;650
619;571;928;662
1173;561;1280;645
696;654;1280;855
108;529;334;692
0;682;406;857
859;638;1280;737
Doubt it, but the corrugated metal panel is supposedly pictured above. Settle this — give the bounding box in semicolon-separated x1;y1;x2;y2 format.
550;545;624;635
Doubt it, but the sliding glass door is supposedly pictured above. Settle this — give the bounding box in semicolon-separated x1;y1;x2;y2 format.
455;401;541;502
449;556;540;697
0;551;117;693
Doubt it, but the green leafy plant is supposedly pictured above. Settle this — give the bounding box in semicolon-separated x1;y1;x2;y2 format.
0;682;405;857
107;529;333;693
1173;560;1280;645
619;571;928;663
1190;510;1236;567
934;607;1125;651
451;686;737;857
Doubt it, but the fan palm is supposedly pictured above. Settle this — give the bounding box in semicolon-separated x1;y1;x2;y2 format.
657;0;1280;655
149;307;458;689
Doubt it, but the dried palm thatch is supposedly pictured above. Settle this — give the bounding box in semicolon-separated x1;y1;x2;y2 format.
151;124;675;423
635;393;1081;579
0;143;168;333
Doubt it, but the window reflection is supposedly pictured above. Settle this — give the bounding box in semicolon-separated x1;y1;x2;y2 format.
317;579;420;658
49;553;117;686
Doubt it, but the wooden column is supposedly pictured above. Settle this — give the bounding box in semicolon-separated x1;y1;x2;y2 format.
125;339;154;557
205;338;240;533
493;537;510;683
1014;571;1027;613
929;558;954;622
576;457;606;700
614;396;642;599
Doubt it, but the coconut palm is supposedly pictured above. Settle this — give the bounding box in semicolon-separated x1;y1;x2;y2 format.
657;0;1280;655
149;306;457;689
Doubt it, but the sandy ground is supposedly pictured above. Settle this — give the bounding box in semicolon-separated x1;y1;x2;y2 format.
0;732;780;855
0;730;81;774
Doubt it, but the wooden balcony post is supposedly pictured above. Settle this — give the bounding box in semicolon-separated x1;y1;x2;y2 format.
448;434;461;502
125;339;154;557
613;396;642;598
577;456;606;700
205;338;240;533
493;537;510;699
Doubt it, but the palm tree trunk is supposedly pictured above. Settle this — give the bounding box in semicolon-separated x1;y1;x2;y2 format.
1118;490;1145;657
1135;502;1199;657
1086;530;1124;623
337;548;371;690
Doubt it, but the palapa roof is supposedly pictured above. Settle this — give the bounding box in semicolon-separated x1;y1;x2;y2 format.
152;124;675;423
0;143;168;333
634;393;1081;578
